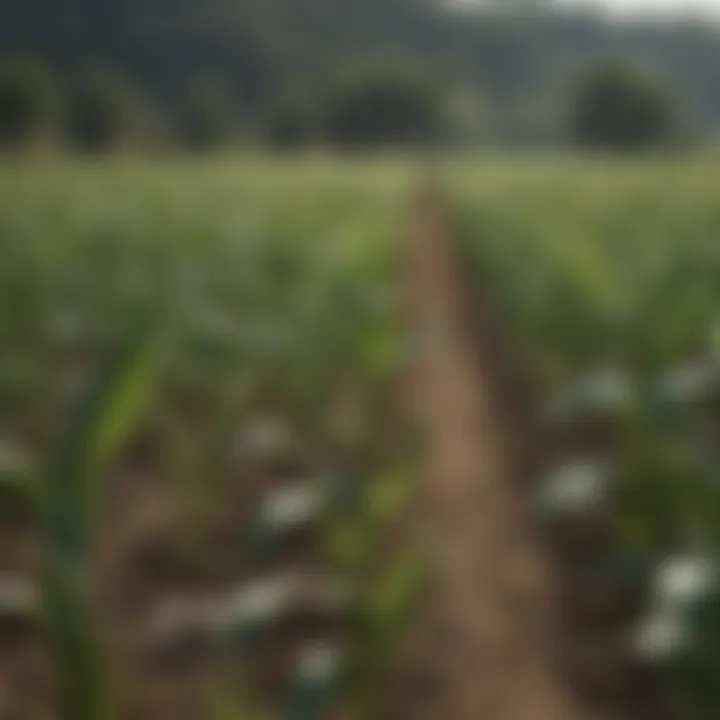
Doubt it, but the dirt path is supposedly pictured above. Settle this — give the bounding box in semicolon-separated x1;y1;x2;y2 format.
385;185;586;720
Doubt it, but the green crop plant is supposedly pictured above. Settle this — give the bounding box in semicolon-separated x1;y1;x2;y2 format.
450;159;720;713
41;316;166;720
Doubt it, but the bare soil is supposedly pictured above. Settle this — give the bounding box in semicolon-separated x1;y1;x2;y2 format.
380;183;587;720
386;182;680;720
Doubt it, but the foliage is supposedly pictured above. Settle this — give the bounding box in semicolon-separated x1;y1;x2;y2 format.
569;63;679;150
65;68;145;152
180;78;238;150
323;66;442;148
451;159;720;711
4;1;720;145
266;90;320;150
43;320;165;720
0;159;413;718
0;57;56;148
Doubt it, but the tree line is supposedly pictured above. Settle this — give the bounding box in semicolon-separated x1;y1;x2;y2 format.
0;49;685;154
1;0;718;145
0;58;444;152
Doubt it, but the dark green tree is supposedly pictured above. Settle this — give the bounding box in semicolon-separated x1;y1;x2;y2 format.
66;69;143;152
0;58;57;148
179;78;237;150
266;89;319;150
322;65;443;148
569;63;679;150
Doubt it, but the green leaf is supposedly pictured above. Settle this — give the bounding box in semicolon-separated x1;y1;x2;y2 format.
42;316;166;720
85;326;166;477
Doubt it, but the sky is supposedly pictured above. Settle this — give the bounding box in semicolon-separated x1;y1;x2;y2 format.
555;0;720;17
455;0;720;18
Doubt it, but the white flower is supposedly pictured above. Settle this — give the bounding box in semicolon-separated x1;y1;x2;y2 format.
0;574;38;617
0;438;30;477
260;483;327;529
538;459;609;514
218;574;301;629
631;612;687;660
297;642;343;681
653;555;717;608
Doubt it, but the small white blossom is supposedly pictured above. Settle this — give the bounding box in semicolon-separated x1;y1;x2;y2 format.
297;642;343;681
260;483;327;529
537;460;609;515
219;574;299;627
632;612;687;661
0;574;38;618
653;555;717;608
0;438;30;477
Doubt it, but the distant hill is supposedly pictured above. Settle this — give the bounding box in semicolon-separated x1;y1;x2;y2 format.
2;0;720;139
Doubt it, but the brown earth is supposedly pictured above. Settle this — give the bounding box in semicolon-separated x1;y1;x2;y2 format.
382;183;586;720
385;183;672;720
0;406;340;719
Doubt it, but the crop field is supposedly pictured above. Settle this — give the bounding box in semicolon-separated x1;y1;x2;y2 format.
2;157;720;718
0;159;419;719
450;159;720;718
